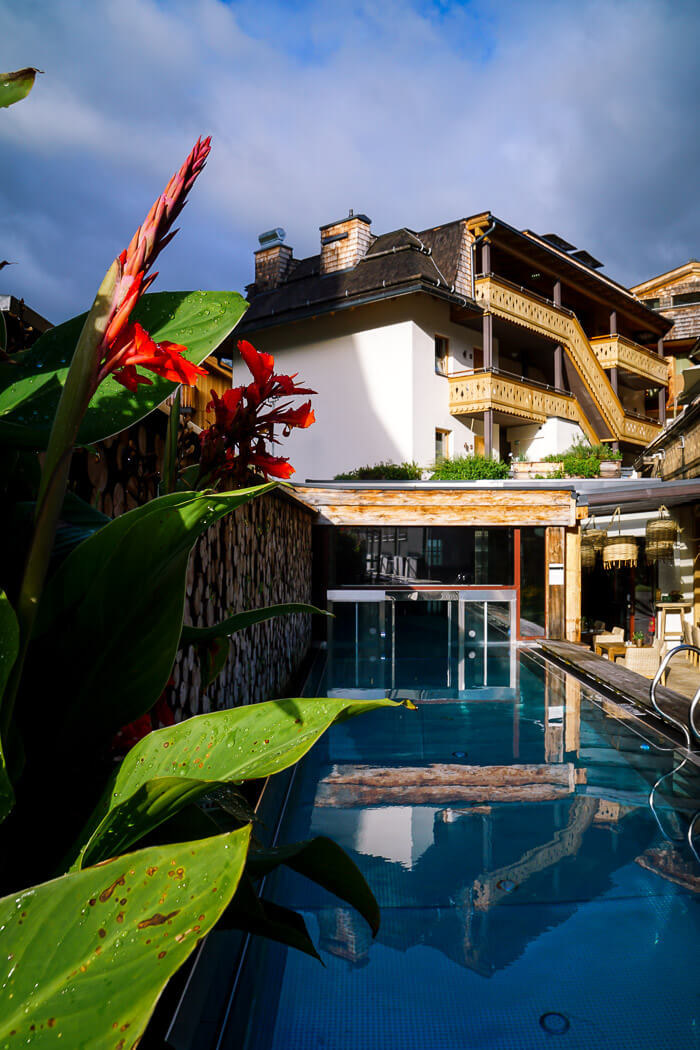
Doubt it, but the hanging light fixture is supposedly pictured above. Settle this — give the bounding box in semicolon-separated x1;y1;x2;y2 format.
581;543;596;571
645;505;677;564
582;515;606;553
602;506;638;569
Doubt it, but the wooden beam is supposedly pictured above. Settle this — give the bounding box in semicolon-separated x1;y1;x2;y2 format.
292;486;578;527
546;525;566;640
565;526;581;643
315;762;578;807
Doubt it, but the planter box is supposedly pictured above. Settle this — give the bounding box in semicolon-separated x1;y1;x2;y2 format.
512;461;563;478
599;460;622;478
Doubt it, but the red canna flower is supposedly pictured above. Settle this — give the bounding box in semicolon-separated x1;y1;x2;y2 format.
198;339;316;488
91;137;212;397
248;450;295;479
96;320;207;391
238;340;274;388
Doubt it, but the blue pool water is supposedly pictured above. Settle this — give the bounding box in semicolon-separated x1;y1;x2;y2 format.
212;646;700;1050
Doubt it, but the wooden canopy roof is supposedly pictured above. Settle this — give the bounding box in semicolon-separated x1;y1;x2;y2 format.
289;483;581;527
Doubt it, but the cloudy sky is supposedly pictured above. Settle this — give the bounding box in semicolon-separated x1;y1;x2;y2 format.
1;0;698;323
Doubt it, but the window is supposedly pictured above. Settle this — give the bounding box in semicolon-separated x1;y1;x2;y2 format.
331;526;515;587
435;428;450;462
644;297;660;311
672;291;700;308
435;335;449;375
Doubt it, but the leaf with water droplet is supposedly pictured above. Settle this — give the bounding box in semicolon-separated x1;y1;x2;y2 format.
0;827;250;1047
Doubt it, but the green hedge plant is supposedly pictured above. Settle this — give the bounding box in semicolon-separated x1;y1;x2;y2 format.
334;460;422;480
430;454;510;480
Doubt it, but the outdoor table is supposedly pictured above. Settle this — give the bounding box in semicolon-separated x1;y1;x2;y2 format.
595;640;627;661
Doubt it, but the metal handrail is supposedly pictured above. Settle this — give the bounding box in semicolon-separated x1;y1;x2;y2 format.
650;644;700;745
647;644;700;862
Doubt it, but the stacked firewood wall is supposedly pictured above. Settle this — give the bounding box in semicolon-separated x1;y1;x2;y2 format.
70;412;314;718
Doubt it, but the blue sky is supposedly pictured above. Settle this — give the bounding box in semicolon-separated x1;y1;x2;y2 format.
1;0;699;322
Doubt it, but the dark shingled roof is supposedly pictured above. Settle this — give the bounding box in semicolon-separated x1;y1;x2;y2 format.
237;220;476;334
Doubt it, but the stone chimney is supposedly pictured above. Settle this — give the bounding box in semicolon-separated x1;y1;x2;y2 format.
254;228;294;292
320;210;372;275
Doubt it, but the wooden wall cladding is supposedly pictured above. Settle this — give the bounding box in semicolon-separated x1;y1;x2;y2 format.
175;492;313;717
70;413;314;719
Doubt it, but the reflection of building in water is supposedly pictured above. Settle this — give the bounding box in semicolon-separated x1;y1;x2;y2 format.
317;907;373;965
309;676;699;973
469;796;599;912
636;845;700;893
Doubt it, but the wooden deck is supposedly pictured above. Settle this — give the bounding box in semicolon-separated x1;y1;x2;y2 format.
539;640;698;751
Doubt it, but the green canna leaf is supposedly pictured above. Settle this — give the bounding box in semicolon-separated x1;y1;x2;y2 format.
0;290;247;447
0;592;19;821
72;696;406;869
0;826;251;1049
247;835;381;936
180;602;329;645
26;486;275;750
0;67;41;109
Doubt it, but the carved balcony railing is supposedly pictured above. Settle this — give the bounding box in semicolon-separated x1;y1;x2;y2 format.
590;334;669;386
474;275;662;446
448;369;598;443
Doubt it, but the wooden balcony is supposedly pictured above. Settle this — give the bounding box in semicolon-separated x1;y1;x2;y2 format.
590;334;669;386
474;276;663;447
448;369;597;443
619;413;664;446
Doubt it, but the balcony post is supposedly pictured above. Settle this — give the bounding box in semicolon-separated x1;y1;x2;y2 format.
481;240;491;274
554;345;563;389
610;310;617;335
553;281;561;307
610;366;619;396
657;337;666;423
484;409;493;458
483;312;493;369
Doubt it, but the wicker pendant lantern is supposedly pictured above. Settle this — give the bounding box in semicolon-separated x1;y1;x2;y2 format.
582;515;606;553
581;543;596;571
645;505;677;564
602;506;638;569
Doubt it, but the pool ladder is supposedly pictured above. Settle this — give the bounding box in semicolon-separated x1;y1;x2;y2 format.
647;644;700;864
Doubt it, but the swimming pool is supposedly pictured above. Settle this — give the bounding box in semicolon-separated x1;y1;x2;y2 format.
189;642;700;1050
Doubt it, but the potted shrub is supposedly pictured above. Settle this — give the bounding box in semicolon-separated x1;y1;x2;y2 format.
512;456;563;478
599;446;623;477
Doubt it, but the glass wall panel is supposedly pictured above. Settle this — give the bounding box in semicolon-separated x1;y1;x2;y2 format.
331;527;514;588
520;527;545;636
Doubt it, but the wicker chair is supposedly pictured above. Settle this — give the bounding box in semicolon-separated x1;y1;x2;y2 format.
693;625;700;667
681;621;698;666
621;641;662;679
593;626;624;650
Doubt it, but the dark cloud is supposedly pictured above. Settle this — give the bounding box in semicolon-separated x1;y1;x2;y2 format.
1;0;698;322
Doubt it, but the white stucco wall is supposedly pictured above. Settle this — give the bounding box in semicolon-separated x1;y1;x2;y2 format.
241;295;488;480
506;418;586;461
409;296;482;462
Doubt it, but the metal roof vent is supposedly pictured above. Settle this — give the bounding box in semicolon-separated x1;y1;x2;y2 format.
258;228;286;249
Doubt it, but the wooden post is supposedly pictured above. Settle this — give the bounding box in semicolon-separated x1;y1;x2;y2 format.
481;240;491;273
657;337;666;423
565;526;581;643
546;526;565;640
553;281;562;307
610;310;617;335
554;345;563;390
610;365;619;396
564;675;581;755
484;409;493;458
483;312;493;369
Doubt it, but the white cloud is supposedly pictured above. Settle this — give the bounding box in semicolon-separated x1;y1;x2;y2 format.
0;0;698;321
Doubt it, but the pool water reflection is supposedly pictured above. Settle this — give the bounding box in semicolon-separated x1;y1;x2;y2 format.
217;650;700;1050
